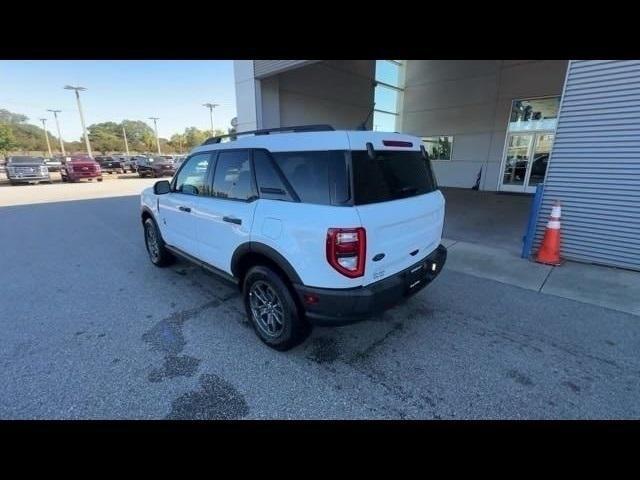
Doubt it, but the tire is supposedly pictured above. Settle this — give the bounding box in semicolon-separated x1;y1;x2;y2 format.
143;217;174;267
97;177;103;182
243;265;311;351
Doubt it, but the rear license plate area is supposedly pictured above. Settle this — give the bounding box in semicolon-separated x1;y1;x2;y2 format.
404;261;428;295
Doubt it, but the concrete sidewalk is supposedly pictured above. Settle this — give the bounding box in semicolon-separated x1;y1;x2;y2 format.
443;238;640;317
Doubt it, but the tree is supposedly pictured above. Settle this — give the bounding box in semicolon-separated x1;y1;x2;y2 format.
169;133;186;153
141;130;156;152
87;122;122;154
121;120;155;151
0;109;28;124
0;123;16;156
183;127;208;149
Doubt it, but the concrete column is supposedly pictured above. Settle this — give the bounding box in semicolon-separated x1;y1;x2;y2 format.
233;61;262;132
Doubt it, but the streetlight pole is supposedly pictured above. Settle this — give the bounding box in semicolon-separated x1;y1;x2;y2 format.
47;109;65;156
149;117;161;155
203;103;219;137
122;126;130;156
39;118;53;158
64;85;92;157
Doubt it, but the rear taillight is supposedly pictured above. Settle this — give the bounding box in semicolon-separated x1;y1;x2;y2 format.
326;227;366;278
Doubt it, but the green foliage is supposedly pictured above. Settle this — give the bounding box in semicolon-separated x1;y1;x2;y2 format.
0;108;28;124
87;121;122;154
0;123;16;154
121;120;155;151
1;107;231;155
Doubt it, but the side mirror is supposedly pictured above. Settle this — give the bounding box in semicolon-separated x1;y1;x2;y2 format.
154;180;171;195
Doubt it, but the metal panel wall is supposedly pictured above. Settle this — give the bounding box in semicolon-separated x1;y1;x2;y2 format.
253;60;319;79
534;60;640;271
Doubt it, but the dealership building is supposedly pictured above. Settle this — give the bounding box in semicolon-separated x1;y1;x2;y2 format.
233;60;640;271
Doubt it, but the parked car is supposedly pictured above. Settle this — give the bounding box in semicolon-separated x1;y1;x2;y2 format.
173;155;187;167
44;157;63;172
117;155;137;173
95;156;126;174
129;155;148;172
140;126;447;350
60;156;103;183
137;156;176;178
5;156;51;185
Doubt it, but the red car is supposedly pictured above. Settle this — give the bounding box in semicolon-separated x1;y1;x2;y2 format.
60;156;103;183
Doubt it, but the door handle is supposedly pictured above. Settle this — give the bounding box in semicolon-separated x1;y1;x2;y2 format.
178;206;191;213
223;216;242;225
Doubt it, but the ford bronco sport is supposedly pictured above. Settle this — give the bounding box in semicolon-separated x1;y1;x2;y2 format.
140;125;446;350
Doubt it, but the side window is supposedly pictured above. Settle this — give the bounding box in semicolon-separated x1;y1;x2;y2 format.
253;150;293;201
271;150;349;205
212;150;256;201
174;153;211;196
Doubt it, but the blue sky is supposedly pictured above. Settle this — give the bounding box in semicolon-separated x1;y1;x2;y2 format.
0;60;236;141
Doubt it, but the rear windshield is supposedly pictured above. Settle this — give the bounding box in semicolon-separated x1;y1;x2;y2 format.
351;150;437;205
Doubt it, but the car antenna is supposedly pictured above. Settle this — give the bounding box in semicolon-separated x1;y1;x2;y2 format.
358;102;375;130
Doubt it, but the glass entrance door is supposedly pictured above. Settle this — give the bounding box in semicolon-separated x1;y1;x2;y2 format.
500;132;554;193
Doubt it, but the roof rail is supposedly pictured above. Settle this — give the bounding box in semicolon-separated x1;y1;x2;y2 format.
201;124;335;145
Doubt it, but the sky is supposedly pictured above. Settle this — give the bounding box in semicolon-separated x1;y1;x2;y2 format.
0;60;236;142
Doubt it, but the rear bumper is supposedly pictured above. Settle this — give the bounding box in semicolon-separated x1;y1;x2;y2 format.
294;244;447;326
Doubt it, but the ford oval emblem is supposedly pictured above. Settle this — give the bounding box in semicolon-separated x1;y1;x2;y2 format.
372;253;385;262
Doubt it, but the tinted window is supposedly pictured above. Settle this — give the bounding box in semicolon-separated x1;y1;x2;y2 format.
212;150;255;201
271;150;349;205
351;150;437;205
253;150;293;201
174;153;211;196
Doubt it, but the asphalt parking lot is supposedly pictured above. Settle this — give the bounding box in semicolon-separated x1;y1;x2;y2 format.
1;178;639;419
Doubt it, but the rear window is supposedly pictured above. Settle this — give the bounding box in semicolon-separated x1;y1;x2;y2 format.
351;150;437;205
271;150;349;205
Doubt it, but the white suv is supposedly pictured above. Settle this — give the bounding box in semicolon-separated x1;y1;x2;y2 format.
140;125;446;350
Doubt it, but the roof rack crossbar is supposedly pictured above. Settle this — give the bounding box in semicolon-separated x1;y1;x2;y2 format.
202;124;335;145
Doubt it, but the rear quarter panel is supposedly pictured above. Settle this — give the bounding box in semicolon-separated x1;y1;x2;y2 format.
251;200;364;289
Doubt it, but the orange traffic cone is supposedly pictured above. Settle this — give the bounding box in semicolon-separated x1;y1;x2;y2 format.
536;201;563;266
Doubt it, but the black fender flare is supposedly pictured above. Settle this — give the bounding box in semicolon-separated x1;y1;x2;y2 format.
231;242;302;285
141;205;156;224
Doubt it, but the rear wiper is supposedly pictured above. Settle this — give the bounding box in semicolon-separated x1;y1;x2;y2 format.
395;186;418;198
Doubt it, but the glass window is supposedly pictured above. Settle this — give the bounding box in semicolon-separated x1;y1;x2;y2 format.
375;60;401;87
174;152;211;196
373;111;398;132
253;150;293;201
351;150;437;205
272;150;349;205
212;150;255;201
374;85;400;113
421;136;454;161
509;97;561;132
